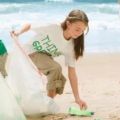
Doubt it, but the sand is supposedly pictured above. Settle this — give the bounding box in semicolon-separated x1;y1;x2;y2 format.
19;53;120;120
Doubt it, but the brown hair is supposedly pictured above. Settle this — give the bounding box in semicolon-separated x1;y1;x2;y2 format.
61;10;89;60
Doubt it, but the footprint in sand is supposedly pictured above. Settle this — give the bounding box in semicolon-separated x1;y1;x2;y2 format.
65;92;72;94
109;113;117;120
41;113;69;120
103;91;114;96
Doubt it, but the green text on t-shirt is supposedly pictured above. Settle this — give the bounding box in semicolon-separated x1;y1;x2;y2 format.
32;35;62;57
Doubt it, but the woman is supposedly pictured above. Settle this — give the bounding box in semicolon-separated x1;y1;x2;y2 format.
11;9;89;110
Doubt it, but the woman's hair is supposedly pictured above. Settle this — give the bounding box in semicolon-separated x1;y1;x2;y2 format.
61;10;89;60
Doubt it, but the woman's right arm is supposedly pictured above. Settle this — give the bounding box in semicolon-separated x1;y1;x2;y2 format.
11;23;31;37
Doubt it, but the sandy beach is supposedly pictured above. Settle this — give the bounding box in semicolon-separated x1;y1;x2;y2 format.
20;53;120;120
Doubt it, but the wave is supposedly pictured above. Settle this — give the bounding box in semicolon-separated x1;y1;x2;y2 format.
74;0;118;3
0;0;118;3
0;0;119;30
0;0;44;3
0;3;119;14
45;0;73;3
1;16;120;30
89;20;120;29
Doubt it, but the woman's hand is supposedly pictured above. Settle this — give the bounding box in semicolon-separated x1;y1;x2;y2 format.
10;23;31;38
10;30;20;38
75;98;87;110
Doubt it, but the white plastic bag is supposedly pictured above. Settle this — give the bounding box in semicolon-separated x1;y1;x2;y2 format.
7;34;60;117
0;73;26;120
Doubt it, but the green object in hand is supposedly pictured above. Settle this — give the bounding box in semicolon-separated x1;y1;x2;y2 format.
69;107;94;116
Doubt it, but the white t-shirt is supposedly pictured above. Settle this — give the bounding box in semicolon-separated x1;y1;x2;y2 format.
22;23;75;67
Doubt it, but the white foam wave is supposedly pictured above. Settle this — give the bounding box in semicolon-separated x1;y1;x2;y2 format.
45;0;73;3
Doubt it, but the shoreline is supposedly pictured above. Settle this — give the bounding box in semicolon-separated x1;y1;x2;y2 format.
0;28;120;53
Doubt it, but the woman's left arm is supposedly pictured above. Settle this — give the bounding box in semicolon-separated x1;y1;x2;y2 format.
68;66;87;110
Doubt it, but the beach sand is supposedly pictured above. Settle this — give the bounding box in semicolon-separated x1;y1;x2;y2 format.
19;53;120;120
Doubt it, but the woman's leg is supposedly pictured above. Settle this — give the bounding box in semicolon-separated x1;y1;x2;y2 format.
29;52;66;99
47;89;56;98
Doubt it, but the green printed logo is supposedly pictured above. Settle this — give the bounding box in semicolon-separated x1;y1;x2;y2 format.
33;35;62;57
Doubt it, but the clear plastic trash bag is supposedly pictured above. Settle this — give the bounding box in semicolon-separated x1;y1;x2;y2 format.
0;73;26;120
7;34;60;117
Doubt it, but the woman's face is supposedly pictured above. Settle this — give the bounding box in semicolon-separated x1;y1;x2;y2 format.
67;21;87;39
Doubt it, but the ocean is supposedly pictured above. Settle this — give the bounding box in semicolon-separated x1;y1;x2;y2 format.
0;0;120;52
